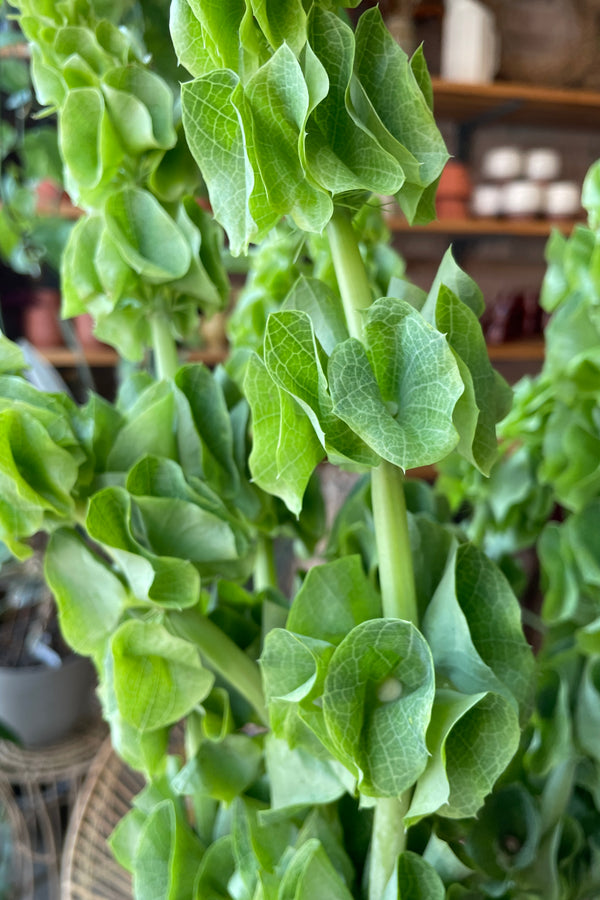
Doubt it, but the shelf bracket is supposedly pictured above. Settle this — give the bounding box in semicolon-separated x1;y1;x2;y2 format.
456;98;525;161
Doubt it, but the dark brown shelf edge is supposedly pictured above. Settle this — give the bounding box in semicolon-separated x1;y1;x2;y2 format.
39;345;229;368
40;201;83;220
39;339;543;369
432;77;600;107
0;43;30;59
430;77;600;127
487;340;545;361
386;215;580;237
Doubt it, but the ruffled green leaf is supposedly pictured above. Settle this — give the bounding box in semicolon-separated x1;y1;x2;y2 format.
93;225;139;303
352;9;448;224
0;333;26;375
187;0;245;71
245;353;323;516
408;688;520;822
576;657;600;763
53;24;114;74
128;463;251;580
173;199;229;311
193;835;235;898
182;71;275;255
0;409;78;557
422;541;535;719
102;64;176;153
106;380;180;473
99;646;171;774
304;9;405;198
60;86;123;196
250;0;307;53
243;44;332;232
133;798;205;900
0;377;84;459
231;798;297;889
422;254;512;474
265;735;350;812
104;187;191;282
524;669;573;777
175;363;238;492
282;276;349;356
141;496;246;574
110;618;214;731
172;733;262;803
45;527;129;659
540;401;600;511
169;0;215;77
539;522;580;624
262;310;378;467
395;851;446;900
61;215;105;316
466;784;541;881
286;555;381;645
322;618;435;796
329;298;463;470
86;486;201;608
262;629;334;710
280;839;354;900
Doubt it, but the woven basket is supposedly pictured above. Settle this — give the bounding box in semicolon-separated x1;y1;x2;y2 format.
0;717;107;900
480;0;600;87
0;780;34;900
61;738;144;900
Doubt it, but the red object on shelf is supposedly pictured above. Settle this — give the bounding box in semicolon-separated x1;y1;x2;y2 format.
35;179;63;213
436;160;472;219
23;288;63;348
74;313;108;350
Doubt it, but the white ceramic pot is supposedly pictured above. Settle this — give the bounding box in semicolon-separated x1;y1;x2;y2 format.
545;181;581;218
471;183;503;217
0;655;96;747
441;0;499;84
524;148;562;182
481;146;524;182
502;179;545;217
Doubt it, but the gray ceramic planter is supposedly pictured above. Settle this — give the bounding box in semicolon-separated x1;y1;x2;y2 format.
0;655;96;747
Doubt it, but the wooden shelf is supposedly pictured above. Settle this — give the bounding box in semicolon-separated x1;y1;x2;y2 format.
38;345;228;368
487;340;545;362
36;200;83;220
0;42;30;60
431;78;600;130
387;215;580;237
38;347;117;367
38;341;540;369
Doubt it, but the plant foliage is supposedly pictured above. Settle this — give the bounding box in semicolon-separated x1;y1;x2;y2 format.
434;162;600;898
0;2;544;898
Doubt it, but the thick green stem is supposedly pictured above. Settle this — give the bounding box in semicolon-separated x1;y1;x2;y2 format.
166;608;268;726
254;534;278;592
327;205;417;900
326;207;373;341
371;460;418;623
326;207;417;624
151;313;179;380
368;793;411;900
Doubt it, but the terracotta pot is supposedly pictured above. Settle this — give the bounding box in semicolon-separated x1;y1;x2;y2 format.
436;161;471;218
22;288;63;348
437;161;472;199
74;313;107;350
436;198;470;219
35;179;63;214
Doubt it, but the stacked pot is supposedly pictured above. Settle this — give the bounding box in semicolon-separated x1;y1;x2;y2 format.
471;146;582;219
